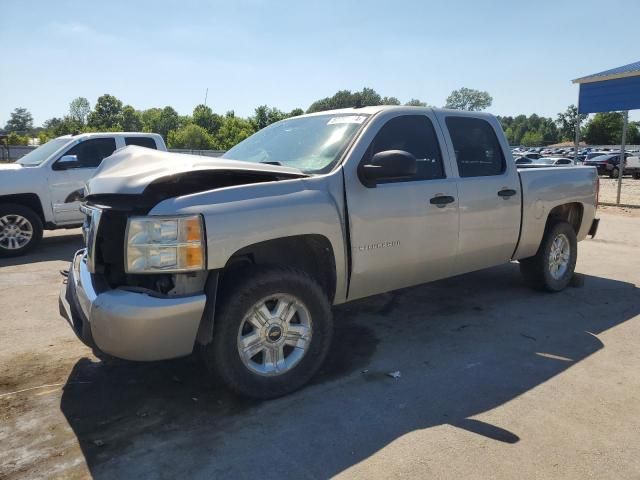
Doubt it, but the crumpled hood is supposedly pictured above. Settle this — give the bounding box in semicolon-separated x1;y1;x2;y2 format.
86;146;306;196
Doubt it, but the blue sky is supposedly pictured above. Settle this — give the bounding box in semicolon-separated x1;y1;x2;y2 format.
1;0;639;126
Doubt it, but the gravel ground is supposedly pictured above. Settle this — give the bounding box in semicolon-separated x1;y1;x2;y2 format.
1;210;639;479
598;177;640;205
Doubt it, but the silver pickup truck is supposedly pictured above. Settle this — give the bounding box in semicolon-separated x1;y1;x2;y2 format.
59;106;600;398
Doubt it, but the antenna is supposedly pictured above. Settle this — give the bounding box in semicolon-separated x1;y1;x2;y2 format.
204;88;208;107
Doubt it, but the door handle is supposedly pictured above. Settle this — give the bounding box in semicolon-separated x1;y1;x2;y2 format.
429;195;455;207
498;189;517;198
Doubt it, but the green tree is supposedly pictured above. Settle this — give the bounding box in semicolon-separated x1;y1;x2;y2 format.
381;96;401;105
141;108;162;132
627;122;640;144
69;97;90;126
444;87;493;111
5;107;34;132
42;116;81;136
307;87;387;113
140;106;182;139
405;99;428;107
87;94;123;130
498;114;558;145
289;108;304;117
193;104;222;134
521;130;544;147
167;124;214;149
583;112;625;145
251;105;288;130
214;116;255;150
556;105;588;141
7;131;30;145
37;131;50;145
120;105;143;131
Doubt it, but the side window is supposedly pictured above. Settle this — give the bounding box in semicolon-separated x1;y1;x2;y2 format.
445;117;506;177
63;138;117;169
125;137;157;149
367;115;444;182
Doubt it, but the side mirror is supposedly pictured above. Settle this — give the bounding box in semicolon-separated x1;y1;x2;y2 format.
360;150;417;187
54;154;79;170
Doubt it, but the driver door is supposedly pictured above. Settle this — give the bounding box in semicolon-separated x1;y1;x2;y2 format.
344;113;459;300
48;137;117;225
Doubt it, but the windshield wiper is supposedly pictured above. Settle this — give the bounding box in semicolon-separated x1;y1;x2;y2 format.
260;161;283;166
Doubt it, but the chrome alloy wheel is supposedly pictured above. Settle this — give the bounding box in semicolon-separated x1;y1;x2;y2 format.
0;214;33;250
548;233;570;280
237;294;313;376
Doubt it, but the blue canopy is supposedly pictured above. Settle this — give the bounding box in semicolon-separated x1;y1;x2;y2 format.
573;60;640;114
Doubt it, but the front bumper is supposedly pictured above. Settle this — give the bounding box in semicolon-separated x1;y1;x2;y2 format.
59;249;207;361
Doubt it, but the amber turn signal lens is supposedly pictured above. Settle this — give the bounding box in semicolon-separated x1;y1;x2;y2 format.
183;217;203;243
180;244;204;269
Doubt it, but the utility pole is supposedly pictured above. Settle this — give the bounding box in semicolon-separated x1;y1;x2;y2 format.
204;88;208;107
616;111;628;205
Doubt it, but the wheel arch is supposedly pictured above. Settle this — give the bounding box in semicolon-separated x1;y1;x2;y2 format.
545;202;583;235
195;234;337;347
0;193;45;224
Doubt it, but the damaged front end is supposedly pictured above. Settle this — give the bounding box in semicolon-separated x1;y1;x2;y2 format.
82;147;307;295
61;148;308;360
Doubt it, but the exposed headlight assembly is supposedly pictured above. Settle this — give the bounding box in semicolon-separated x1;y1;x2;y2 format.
125;215;205;273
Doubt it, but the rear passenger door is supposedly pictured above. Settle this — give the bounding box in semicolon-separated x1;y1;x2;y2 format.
344;112;459;300
436;114;521;275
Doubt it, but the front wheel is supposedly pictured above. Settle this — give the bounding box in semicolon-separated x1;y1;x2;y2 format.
204;266;333;399
610;167;620;179
520;221;577;292
0;204;43;257
633;172;640;180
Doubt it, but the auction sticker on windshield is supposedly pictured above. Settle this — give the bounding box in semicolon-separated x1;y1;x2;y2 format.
327;115;367;125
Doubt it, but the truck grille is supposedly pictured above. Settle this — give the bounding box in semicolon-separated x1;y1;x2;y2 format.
80;204;102;273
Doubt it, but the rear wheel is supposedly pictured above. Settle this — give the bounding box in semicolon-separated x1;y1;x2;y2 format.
520;221;577;292
610;167;620;179
633;172;640;180
0;204;43;257
204;265;333;399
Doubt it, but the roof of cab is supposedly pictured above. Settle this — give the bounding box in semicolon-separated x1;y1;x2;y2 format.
57;132;162;140
298;105;495;118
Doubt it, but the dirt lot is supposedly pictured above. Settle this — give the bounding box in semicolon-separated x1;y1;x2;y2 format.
598;177;640;205
1;210;639;479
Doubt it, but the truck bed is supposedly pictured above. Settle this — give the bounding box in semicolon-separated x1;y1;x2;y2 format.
514;165;598;260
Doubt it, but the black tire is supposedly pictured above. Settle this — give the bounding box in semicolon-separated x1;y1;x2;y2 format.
633;172;640;180
519;221;577;292
204;265;333;399
0;203;43;257
610;167;619;179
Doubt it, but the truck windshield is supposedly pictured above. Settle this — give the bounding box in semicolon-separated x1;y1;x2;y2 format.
17;138;69;167
222;113;369;174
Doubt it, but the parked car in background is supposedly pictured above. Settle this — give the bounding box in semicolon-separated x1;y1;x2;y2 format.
60;106;600;398
625;155;640;179
584;152;609;162
515;157;534;165
520;152;543;160
533;157;575;166
584;153;630;178
0;132;167;257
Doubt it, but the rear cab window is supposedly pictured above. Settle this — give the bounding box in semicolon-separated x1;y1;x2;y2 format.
125;137;157;149
445;117;505;177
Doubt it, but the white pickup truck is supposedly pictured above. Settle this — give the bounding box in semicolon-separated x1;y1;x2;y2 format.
0;132;166;256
